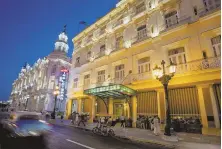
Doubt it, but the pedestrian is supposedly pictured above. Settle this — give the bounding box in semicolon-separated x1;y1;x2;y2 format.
71;111;76;125
61;114;64;123
75;113;79;125
153;116;160;136
78;114;85;126
120;115;125;128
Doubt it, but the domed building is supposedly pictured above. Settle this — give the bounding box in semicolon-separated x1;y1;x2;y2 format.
10;26;71;113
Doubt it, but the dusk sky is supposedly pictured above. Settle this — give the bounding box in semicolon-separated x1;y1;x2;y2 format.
0;0;117;101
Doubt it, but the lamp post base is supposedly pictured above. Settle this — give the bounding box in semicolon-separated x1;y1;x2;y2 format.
51;112;56;119
164;126;171;136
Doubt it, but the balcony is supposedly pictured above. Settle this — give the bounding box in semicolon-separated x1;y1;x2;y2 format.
198;3;221;18
160;15;191;33
134;5;146;16
113;19;123;29
175;56;221;74
96;51;106;59
129;72;153;83
132;32;151;45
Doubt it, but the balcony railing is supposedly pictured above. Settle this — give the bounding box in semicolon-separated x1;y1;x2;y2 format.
160;15;191;33
113;19;123;29
175;56;221;74
135;5;146;16
132;33;151;44
198;4;221;17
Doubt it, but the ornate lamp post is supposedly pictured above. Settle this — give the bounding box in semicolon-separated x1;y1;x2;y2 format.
153;60;176;136
52;86;60;119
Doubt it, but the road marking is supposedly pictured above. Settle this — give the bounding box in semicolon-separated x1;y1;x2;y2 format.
66;139;95;149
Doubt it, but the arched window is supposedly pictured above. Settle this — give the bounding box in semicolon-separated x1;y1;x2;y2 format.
51;65;57;75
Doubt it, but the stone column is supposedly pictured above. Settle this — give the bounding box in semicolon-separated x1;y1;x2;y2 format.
197;85;209;134
132;96;137;128
77;99;82;113
66;99;72;119
88;96;96;123
156;89;165;122
209;84;220;129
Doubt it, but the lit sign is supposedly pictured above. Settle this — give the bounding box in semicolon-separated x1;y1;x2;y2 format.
84;84;136;95
58;69;69;101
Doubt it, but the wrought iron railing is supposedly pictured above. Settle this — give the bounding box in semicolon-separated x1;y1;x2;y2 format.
113;19;123;28
160;15;191;33
175;56;221;74
134;5;146;16
198;3;221;17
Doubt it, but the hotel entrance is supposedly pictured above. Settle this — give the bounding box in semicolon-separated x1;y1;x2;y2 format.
114;103;124;118
84;84;136;120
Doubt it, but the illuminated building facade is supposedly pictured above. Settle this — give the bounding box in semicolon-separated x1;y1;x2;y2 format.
67;0;221;135
10;28;71;113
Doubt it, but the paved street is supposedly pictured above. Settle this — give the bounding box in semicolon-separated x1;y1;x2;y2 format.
46;124;172;149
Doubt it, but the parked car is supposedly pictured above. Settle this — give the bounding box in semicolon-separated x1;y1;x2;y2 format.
0;111;52;149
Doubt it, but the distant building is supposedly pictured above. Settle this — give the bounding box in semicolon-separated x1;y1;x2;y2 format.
10;27;71;113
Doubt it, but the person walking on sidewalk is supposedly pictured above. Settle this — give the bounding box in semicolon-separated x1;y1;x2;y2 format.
78;114;86;126
75;112;79;125
120;115;125;128
71;111;76;125
61;114;64;123
153;116;160;136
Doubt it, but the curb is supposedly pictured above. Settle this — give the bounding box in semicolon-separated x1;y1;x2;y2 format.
115;135;176;148
50;122;176;148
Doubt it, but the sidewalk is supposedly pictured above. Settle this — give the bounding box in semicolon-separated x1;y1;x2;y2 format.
49;119;221;149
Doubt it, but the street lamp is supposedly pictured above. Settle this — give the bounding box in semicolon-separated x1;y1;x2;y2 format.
153;60;176;136
52;85;60;119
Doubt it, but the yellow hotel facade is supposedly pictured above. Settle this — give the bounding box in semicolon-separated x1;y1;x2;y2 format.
66;0;221;136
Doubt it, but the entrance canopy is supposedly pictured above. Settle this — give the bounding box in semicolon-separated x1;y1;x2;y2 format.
84;84;136;99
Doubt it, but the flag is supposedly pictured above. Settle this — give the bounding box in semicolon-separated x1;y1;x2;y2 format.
79;21;87;25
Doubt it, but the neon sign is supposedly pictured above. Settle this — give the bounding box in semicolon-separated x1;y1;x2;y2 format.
58;69;69;101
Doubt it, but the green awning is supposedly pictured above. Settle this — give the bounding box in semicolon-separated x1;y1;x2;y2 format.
84;84;136;99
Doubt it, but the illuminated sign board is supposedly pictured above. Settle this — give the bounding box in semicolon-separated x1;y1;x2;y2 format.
58;69;69;101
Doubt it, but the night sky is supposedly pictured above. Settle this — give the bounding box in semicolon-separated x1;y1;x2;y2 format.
0;0;117;101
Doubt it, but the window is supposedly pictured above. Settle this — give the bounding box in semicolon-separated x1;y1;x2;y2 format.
138;57;151;73
168;47;186;64
100;25;106;35
116;36;124;50
115;64;125;80
87;34;93;42
87;51;91;59
202;51;207;59
100;45;106;56
84;74;90;87
73;78;78;88
211;35;221;57
165;11;178;28
203;0;220;11
97;70;106;83
51;65;56;75
193;6;198;15
76;57;80;63
136;2;146;14
137;25;147;41
149;1;152;8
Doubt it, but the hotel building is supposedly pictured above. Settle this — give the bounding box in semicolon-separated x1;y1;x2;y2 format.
67;0;221;136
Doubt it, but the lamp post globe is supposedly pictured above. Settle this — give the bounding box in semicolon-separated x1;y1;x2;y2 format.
152;60;176;136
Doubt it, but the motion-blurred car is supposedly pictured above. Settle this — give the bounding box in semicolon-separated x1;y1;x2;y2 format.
0;111;52;149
